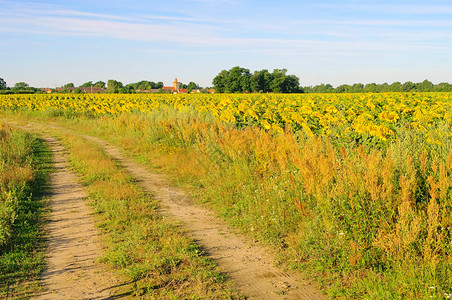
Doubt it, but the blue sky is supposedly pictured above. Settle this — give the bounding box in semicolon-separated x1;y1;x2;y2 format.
1;0;451;88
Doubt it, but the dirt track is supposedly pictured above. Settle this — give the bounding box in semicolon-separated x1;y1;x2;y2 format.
8;119;327;299
36;136;122;299
81;132;327;300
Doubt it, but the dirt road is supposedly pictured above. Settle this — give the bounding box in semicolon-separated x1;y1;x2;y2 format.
80;134;327;300
9;119;327;299
35;136;123;299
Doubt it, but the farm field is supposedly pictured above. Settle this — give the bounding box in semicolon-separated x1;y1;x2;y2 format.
1;92;452;299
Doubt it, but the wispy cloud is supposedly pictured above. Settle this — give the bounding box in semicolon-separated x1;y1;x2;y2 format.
1;2;450;48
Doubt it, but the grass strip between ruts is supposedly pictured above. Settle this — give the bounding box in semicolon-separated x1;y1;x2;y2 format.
55;131;243;298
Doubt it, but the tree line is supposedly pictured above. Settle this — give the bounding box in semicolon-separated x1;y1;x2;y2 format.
1;75;452;94
55;80;203;93
0;79;39;94
304;80;452;93
212;66;301;93
0;78;204;94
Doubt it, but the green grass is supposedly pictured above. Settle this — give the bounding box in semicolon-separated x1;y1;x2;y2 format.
0;125;51;298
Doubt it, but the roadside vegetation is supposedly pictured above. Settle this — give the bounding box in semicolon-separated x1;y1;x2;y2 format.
1;91;451;299
51;131;243;298
0;123;50;298
71;109;451;299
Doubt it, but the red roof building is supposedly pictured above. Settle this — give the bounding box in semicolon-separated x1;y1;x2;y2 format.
161;77;188;94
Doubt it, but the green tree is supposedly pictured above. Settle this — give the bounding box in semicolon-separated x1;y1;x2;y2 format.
80;81;94;87
64;83;74;88
350;83;364;93
187;82;199;92
226;66;251;93
251;69;272;93
212;70;229;93
389;81;402;92
379;83;390;92
131;80;159;91
401;81;415;92
435;82;452;92
0;78;6;90
213;67;301;93
363;83;378;93
94;81;106;89
270;69;301;93
416;79;434;92
309;83;334;93
107;80;124;93
336;84;351;93
14;82;29;90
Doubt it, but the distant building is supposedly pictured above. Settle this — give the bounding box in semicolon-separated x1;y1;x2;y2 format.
190;88;215;94
161;78;188;94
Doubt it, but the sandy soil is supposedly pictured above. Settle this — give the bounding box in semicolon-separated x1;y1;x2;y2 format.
34;136;123;299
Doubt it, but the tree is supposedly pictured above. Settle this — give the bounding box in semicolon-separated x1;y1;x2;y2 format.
187;82;199;92
435;82;452;92
307;83;334;93
226;66;251;93
379;83;390;93
336;84;351;93
64;83;74;88
212;66;251;93
363;83;378;93
213;67;301;93
14;82;29;90
389;81;402;92
0;78;6;90
212;69;229;93
285;74;302;93
251;69;272;93
94;81;106;89
350;83;364;93
401;81;416;92
80;81;94;87
107;80;124;93
416;79;434;92
270;69;301;93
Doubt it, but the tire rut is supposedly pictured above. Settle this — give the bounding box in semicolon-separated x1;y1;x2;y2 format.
9;130;124;299
38;137;122;299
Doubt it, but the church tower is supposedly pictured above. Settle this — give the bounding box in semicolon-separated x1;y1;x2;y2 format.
173;77;180;91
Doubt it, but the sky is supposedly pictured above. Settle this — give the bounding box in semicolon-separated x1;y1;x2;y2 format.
1;0;451;88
